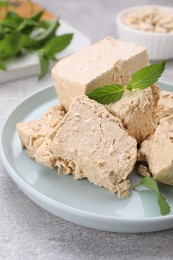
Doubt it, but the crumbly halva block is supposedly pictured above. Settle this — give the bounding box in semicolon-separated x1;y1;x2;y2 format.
52;36;148;111
16;105;65;168
106;84;160;143
138;115;173;185
156;90;173;120
51;95;137;198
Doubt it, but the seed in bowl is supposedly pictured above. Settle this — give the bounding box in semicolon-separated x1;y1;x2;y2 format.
122;6;173;33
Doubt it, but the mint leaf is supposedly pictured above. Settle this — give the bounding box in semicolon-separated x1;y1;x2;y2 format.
127;60;166;90
134;176;170;216
34;20;60;45
38;51;49;80
0;10;72;79
0;19;19;29
18;34;40;50
30;10;44;22
0;60;6;70
158;192;170;216
43;34;73;58
134;176;158;192
87;84;125;104
16;19;39;32
38;20;53;29
5;11;23;23
87;61;166;105
0;32;21;59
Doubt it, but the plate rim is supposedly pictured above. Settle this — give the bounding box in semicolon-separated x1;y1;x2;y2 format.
1;81;173;229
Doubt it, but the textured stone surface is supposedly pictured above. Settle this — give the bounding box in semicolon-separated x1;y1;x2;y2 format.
1;0;173;259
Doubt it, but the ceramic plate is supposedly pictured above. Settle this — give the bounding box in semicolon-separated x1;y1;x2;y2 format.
0;19;90;83
1;82;173;233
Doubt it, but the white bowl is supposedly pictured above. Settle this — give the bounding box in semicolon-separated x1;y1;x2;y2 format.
116;5;173;60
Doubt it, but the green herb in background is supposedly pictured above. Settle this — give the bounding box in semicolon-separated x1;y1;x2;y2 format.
0;9;73;79
87;60;166;104
39;34;73;79
134;176;170;216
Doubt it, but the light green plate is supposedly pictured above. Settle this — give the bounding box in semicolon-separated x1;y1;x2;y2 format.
1;82;173;233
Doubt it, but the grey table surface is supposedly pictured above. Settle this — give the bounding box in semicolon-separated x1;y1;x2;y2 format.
1;0;173;259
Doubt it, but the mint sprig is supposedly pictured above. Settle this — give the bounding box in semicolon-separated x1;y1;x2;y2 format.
127;60;166;90
0;10;73;79
134;176;170;216
87;60;166;105
87;84;125;105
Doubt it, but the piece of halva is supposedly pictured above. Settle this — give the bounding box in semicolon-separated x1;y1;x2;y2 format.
156;90;173;120
16;105;65;168
106;84;160;143
51;95;137;198
138;115;173;185
52;36;148;111
137;164;150;177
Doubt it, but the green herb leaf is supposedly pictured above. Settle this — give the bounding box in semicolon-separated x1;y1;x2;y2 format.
18;34;40;50
16;19;39;32
38;51;49;80
0;19;19;29
0;32;21;59
0;9;72;79
34;19;60;45
87;84;125;104
134;176;170;216
43;34;73;58
0;32;5;40
158;192;170;216
46;54;58;61
39;20;53;29
5;11;23;23
30;10;44;22
87;60;166;105
0;60;6;70
127;60;166;90
0;32;39;59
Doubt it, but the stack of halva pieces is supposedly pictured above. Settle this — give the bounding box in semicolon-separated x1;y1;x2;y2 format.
16;36;173;198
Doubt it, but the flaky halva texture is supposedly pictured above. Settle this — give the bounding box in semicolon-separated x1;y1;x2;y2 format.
16;105;65;168
138;115;173;186
156;90;173;120
51;95;137;198
106;84;160;143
